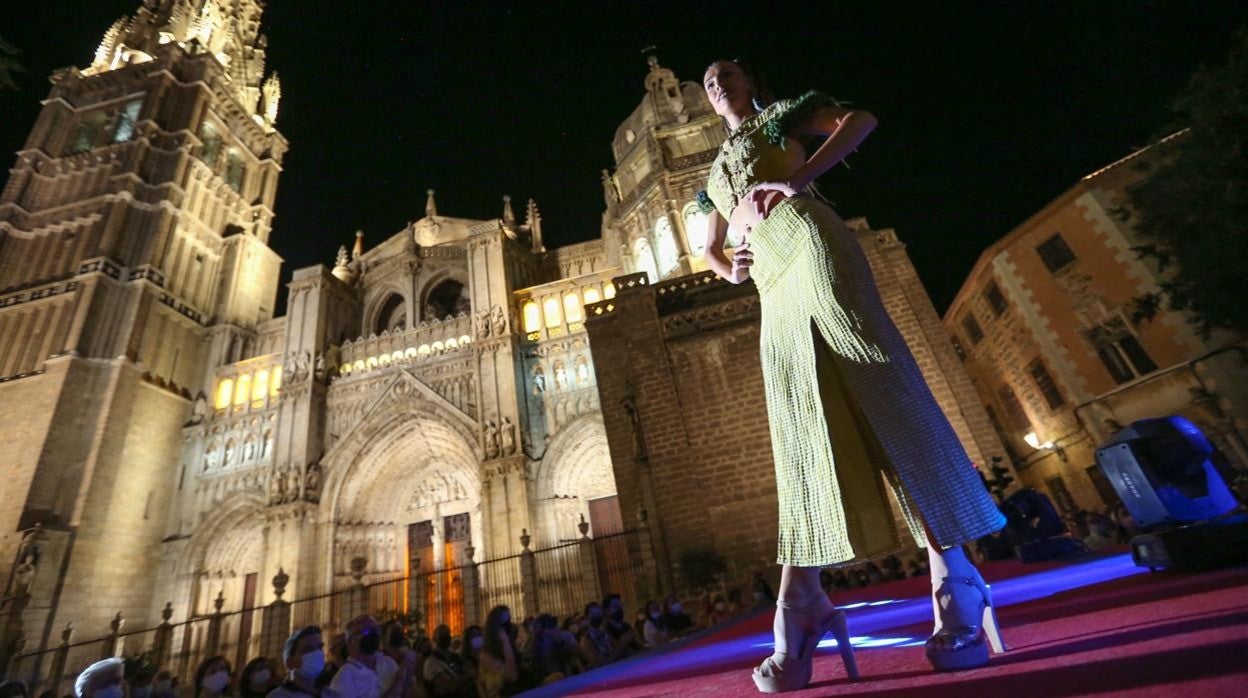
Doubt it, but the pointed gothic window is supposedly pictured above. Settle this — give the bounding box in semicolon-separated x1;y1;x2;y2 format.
71;112;109;153
583;287;601;305
633;236;658;282
251;369;269;403
112;99;143;143
563;292;583;323
214;378;234;410
543;297;562;328
654;216;679;277
233;374;251;406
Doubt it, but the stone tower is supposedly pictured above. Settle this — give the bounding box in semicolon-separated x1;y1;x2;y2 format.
0;0;286;668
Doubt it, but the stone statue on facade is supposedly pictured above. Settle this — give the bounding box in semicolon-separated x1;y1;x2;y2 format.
187;393;208;426
304;462;322;503
501;417;516;455
621;385;647;461
314;353;326;382
476;310;491;339
491;305;506;336
532;366;546;394
554;363;567;391
484;420;500;459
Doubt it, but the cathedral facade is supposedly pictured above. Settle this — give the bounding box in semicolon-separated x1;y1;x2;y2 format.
1;0;1012;683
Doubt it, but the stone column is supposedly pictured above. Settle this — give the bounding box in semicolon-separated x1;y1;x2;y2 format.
460;546;480;628
204;594;225;657
46;624;73;698
102;612;125;660
260;570;292;660
151;603;174;670
576;515;602;606
517;530;538;618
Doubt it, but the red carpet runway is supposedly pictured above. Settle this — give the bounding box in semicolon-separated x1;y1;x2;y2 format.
528;552;1248;697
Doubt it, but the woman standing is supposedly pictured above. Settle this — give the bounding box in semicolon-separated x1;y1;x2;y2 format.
698;59;1007;692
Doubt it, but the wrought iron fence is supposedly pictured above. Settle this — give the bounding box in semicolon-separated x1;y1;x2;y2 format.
532;541;586;620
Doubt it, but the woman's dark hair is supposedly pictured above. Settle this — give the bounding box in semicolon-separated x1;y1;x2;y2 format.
0;680;28;698
459;625;483;665
193;656;230;698
238;657;270;698
483;605;511;664
704;57;774;111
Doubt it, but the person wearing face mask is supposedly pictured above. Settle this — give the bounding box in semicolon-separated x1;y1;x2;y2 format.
661;595;697;638
599;593;639;657
329;615;404;698
240;657;277;698
74;658;126;698
641;600;669;649
268;625;325;698
578;602;627;668
194;656;232;698
708;594;734;626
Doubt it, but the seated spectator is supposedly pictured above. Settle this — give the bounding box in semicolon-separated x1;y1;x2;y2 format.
707;594;733;626
580;602;628;667
882;555;907;581
864;562;884;585
241;657;277;698
601;593;639;655
527;614;587;681
726;589;744;616
194;656;232;698
641;600;669;648
151;672;176;698
75;658;126;698
423;624;466;696
478;606;520;698
268;625;325;698
661;595;696;637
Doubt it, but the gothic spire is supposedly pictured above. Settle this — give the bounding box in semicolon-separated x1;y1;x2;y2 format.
425;189;437;218
502;195;516;227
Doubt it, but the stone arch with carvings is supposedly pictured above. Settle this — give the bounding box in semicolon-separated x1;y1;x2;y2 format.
181;491;268;614
532;415;617;543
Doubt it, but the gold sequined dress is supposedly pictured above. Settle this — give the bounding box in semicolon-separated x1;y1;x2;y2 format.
702;92;1005;566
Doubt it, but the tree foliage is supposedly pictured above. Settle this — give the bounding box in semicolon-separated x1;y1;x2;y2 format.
1126;28;1248;337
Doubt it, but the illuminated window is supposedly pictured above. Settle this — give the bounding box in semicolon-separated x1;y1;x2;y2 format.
353;359;365;373
432;341;444;354
543;297;562;328
366;356;379;369
418;345;431;357
112;99;143;143
583;287;601;305
404;347;418;358
378;353;391;366
270;365;282;395
391;350;405;362
251;369;269;402
683;203;708;256
633;236;658;282
563;292;583;323
340;363;352;376
198;122;222;166
458;334;471;345
654;216;679;276
603;282;616;299
224;149;245;192
214;378;234;409
71;112;109;153
445;338;458;349
233;374;250;405
523;300;541;333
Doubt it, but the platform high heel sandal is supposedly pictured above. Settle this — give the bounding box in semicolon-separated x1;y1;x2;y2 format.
752;596;860;693
925;570;1007;671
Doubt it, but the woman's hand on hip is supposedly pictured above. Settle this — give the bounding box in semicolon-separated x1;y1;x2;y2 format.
746;181;797;220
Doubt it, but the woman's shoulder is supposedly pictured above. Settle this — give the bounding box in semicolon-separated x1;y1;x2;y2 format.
762;90;842;145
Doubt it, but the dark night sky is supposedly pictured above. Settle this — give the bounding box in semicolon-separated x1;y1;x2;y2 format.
3;2;1245;314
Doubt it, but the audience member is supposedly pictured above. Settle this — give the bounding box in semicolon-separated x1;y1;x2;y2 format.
422;624;466;697
240;657;276;698
75;658;125;698
579;602;626;667
527;614;586;681
661;595;695;638
151;671;177;698
268;625;324;698
706;594;733;626
478;606;519;698
640;600;668;648
194;656;232;698
458;625;484;692
601;593;639;654
330;615;403;698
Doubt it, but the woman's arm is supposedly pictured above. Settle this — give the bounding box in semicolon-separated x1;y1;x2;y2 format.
788;107;877;191
702;210;753;284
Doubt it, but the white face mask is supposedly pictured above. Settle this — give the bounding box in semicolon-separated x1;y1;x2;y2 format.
297;649;325;680
202;670;229;694
670;603;682;614
714;602;725;611
94;686;125;698
470;636;484;651
250;669;271;688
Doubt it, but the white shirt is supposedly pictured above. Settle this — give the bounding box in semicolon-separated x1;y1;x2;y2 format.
328;655;397;698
